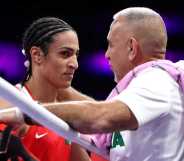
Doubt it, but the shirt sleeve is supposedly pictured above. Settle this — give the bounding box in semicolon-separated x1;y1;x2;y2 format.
114;67;178;127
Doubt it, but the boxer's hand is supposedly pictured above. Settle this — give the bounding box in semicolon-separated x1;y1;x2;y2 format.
0;107;24;129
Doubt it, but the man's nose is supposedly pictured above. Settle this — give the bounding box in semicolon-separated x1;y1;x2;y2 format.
105;49;110;60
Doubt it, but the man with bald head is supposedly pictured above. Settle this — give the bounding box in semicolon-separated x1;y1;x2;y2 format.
107;7;167;83
1;7;184;161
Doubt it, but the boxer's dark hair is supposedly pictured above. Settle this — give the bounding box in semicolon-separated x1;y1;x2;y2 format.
22;17;75;85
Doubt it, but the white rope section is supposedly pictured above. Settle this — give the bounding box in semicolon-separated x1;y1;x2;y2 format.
0;77;109;160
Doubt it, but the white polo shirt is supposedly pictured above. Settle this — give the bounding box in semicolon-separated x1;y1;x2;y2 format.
111;67;184;161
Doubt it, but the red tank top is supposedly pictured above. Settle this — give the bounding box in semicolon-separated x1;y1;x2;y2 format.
18;84;72;161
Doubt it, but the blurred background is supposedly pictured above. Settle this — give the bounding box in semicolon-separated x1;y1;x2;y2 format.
0;0;183;100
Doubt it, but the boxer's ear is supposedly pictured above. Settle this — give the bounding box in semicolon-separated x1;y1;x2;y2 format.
30;46;44;65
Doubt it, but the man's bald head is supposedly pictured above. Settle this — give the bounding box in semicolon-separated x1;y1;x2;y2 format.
113;7;167;58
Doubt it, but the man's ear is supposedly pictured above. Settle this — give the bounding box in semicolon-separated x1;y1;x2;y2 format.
128;37;138;61
30;47;44;65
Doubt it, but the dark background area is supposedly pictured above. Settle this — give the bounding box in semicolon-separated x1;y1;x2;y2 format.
0;0;183;99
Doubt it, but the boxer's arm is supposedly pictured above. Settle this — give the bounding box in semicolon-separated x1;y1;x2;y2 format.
57;87;94;102
0;99;12;109
0;107;24;126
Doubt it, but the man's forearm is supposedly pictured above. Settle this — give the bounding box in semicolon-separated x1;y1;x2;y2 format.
44;101;97;133
43;100;138;134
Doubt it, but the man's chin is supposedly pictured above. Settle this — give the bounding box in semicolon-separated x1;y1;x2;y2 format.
114;75;118;83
